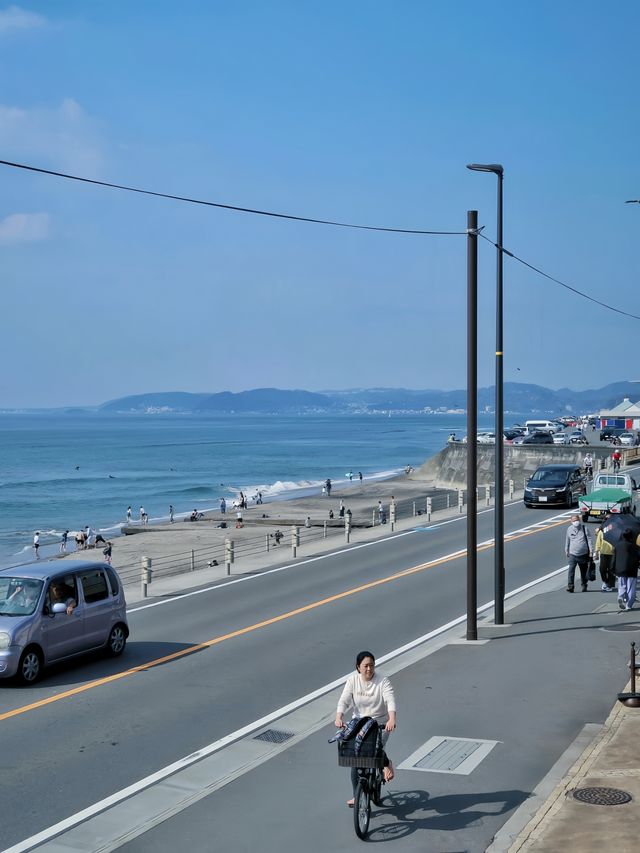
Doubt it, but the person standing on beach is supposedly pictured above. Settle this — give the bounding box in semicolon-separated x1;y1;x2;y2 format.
60;530;68;553
378;501;386;524
220;497;226;514
326;479;332;497
127;506;132;524
33;532;40;559
358;472;363;484
139;506;145;523
103;542;113;564
169;505;174;523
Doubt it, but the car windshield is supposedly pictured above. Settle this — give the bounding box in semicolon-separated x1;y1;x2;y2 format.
0;577;43;616
530;470;568;485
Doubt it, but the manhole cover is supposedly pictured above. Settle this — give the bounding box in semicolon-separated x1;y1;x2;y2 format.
253;729;294;744
600;624;640;633
572;787;632;806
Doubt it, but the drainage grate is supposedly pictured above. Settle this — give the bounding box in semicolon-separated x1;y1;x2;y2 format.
572;787;632;806
398;736;499;776
600;624;640;633
253;729;294;744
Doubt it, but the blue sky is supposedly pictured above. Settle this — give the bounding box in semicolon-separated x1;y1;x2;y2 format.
1;1;639;407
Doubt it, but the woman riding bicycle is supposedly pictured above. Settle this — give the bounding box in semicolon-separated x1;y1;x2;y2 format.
335;651;397;807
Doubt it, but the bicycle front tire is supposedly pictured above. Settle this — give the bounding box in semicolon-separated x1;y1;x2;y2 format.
354;778;371;839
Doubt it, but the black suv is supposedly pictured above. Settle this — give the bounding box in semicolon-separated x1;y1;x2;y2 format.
524;464;587;508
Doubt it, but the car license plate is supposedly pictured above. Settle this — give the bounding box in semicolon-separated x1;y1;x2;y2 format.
592;510;600;515
538;496;548;502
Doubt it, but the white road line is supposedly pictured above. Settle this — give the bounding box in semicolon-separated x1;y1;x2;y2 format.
2;562;570;853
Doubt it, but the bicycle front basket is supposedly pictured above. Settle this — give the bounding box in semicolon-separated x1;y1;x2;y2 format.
337;725;385;769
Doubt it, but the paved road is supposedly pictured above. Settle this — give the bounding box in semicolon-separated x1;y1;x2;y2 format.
1;489;636;852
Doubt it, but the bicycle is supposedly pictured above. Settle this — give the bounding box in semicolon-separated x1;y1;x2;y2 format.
335;719;387;840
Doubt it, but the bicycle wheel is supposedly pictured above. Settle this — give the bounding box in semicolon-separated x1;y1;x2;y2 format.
353;778;371;839
371;770;383;807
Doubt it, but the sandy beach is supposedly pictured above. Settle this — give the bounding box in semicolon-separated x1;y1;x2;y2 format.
58;468;447;580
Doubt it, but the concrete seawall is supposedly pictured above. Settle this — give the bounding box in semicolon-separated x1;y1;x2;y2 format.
412;443;624;488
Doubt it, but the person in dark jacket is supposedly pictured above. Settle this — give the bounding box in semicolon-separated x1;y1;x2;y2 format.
614;528;639;611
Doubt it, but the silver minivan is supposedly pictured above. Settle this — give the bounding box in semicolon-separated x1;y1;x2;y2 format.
0;561;128;684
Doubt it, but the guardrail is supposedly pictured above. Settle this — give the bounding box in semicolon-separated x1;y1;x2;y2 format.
114;481;521;595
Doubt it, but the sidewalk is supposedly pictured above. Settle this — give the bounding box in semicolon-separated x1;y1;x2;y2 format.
505;670;640;852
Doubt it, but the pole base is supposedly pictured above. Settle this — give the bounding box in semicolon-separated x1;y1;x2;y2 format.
617;692;640;708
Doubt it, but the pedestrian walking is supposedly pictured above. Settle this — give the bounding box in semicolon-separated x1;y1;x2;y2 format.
358;472;363;484
614;528;639;611
169;504;174;523
60;530;68;553
127;506;132;523
595;518;616;591
565;513;593;592
378;500;387;525
33;531;40;559
103;542;113;564
236;509;243;529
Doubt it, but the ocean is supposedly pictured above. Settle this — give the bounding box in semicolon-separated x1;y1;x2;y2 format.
0;411;516;568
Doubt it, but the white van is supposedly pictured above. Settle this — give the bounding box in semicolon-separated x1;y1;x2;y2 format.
525;419;559;435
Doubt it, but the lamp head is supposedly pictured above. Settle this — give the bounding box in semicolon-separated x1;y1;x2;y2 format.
467;163;504;176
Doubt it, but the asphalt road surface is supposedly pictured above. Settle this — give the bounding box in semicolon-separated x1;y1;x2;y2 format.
1;477;638;853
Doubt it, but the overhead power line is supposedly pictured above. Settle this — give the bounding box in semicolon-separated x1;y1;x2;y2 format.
479;232;640;322
2;157;636;322
0;159;465;236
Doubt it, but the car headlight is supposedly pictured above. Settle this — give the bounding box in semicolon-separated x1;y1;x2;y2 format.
0;632;11;650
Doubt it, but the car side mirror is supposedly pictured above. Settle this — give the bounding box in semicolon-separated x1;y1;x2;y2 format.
50;602;67;615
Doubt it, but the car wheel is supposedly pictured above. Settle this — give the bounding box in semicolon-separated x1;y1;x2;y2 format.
566;491;574;508
106;624;127;657
17;647;43;685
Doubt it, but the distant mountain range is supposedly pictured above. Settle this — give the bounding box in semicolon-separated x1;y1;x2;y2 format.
92;381;640;415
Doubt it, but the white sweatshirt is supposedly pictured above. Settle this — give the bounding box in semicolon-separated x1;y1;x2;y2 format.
336;672;396;725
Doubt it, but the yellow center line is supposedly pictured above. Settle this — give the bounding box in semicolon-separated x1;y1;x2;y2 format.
0;517;568;723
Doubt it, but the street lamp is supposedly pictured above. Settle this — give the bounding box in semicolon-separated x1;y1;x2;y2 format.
467;162;505;625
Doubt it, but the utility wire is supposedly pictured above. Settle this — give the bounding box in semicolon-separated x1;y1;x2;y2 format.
4;157;636;320
0;159;465;236
479;232;640;322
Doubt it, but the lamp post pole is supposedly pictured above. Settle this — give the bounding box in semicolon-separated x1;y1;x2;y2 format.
467;163;505;625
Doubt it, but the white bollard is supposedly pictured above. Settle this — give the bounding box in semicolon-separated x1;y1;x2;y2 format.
509;479;514;499
141;556;152;598
345;518;351;543
458;489;463;513
191;549;195;571
225;538;234;576
291;525;299;557
265;534;270;552
485;485;490;507
427;497;432;522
